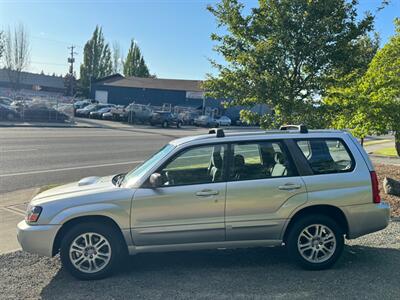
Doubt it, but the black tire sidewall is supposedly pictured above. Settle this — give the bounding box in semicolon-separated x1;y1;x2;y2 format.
287;215;344;270
60;222;123;280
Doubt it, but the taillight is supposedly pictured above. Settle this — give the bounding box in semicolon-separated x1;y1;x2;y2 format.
370;171;381;204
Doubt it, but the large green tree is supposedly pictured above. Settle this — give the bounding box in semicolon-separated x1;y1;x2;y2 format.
123;39;150;77
204;0;377;127
79;26;113;96
325;19;400;155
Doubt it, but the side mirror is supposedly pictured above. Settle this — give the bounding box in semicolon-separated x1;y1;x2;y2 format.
149;173;162;188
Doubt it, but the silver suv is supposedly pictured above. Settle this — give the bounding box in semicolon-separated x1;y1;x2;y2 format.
17;125;390;279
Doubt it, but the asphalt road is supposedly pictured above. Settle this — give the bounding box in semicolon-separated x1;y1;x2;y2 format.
0;126;201;193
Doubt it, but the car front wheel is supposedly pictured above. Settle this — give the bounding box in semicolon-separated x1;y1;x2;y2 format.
286;215;344;270
60;222;124;280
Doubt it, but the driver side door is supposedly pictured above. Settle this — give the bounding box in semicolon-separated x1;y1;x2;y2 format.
131;144;228;246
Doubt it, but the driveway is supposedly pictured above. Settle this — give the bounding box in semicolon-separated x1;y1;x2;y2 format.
1;221;399;299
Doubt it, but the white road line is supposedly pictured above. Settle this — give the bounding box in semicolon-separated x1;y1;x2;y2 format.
1;148;38;153
0;160;144;178
1;207;25;217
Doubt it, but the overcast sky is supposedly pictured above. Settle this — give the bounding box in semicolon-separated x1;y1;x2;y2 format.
0;0;399;79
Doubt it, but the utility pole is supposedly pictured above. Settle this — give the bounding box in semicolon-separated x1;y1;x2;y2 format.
66;45;78;96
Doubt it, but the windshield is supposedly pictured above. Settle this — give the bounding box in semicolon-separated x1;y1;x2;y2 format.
121;143;175;186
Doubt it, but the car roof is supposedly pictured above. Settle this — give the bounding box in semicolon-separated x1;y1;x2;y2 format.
170;129;349;147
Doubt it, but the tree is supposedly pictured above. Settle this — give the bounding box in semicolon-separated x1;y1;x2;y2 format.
79;26;113;96
112;41;124;74
0;31;4;60
204;0;377;128
3;24;30;90
123;39;150;77
325;19;400;155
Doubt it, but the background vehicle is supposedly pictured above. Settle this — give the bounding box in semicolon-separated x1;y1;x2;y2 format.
194;115;219;127
0;103;20;121
179;111;199;125
216;116;231;126
0;97;13;106
17;126;390;280
150;111;183;128
125;103;153;124
76;104;113;118
89;107;113;119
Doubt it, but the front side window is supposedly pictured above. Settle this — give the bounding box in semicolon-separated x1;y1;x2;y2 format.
230;141;296;181
159;144;227;186
296;139;354;174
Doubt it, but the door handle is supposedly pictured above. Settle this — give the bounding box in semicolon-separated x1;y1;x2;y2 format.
195;189;219;197
278;183;302;191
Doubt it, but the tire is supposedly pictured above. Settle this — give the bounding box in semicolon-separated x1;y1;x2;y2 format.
162;120;168;128
286;215;344;270
176;121;182;128
60;222;125;280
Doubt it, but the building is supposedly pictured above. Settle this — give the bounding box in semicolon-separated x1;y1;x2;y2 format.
0;69;66;96
90;74;221;110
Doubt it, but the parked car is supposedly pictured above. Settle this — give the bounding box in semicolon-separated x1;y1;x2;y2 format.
179;111;199;125
76;104;113;118
106;105;125;121
73;100;90;110
125;103;153;124
216;116;232;126
150;111;183;128
0;103;20;121
194;115;219;127
0;96;13;106
17;125;390;280
22;106;69;122
102;111;113;120
89;107;113;119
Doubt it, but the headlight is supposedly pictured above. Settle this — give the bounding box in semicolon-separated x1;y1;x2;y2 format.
25;205;42;223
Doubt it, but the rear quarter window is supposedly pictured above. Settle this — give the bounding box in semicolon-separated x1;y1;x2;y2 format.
296;139;355;175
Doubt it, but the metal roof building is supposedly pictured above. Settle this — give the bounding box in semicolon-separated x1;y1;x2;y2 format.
0;69;65;94
90;74;221;109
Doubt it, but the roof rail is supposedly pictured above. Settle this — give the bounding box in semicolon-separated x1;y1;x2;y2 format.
279;124;308;133
209;128;225;138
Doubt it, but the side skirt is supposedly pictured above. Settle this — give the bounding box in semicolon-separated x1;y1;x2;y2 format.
127;239;283;255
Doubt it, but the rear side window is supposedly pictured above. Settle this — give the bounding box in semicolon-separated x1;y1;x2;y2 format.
296;139;355;174
230;141;297;181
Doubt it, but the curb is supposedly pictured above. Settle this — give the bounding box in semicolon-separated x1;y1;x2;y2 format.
0;123;102;129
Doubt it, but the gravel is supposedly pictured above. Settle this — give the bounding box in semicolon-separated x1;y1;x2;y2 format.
375;163;400;217
1;221;399;300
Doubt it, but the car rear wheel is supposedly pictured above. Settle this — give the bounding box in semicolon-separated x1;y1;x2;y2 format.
286;215;344;270
60;222;124;280
176;121;182;128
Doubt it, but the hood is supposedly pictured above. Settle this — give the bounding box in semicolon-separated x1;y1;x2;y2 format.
31;175;116;205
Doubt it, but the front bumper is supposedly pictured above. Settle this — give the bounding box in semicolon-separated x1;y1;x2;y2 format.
17;220;61;257
343;201;390;239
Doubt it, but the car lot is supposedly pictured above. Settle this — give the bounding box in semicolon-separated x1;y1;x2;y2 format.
0;221;399;299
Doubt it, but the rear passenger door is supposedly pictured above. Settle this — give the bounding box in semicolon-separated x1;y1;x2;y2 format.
225;140;307;242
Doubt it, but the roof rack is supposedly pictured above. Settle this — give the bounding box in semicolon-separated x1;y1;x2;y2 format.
209;128;225;138
279;124;308;133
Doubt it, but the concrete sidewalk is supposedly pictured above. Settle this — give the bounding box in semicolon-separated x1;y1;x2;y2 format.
0;188;39;254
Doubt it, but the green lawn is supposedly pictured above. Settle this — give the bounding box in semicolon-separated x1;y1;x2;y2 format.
363;139;392;146
374;147;399;157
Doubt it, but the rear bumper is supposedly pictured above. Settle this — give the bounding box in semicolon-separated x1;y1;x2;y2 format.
17;220;61;257
343;201;390;239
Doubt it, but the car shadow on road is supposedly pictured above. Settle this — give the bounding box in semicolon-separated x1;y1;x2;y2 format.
40;245;400;299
